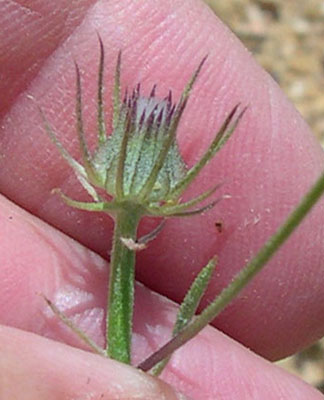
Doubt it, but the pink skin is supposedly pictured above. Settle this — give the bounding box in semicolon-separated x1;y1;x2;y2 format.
0;0;324;399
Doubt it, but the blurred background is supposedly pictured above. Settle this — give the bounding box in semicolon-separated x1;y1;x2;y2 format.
204;0;324;392
205;0;324;144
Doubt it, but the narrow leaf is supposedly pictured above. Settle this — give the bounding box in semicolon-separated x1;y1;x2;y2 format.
74;62;93;175
138;167;324;371
157;197;222;218
159;183;222;216
43;295;106;357
38;106;86;178
113;51;122;131
137;219;166;246
53;189;118;212
97;34;107;145
169;105;246;201
151;257;217;376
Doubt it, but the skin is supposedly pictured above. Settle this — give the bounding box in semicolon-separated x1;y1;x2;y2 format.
0;0;324;399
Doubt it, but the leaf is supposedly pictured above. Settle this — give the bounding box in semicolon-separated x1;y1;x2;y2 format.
151;256;217;376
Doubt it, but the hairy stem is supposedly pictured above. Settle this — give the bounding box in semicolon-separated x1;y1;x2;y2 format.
139;168;324;371
106;208;141;363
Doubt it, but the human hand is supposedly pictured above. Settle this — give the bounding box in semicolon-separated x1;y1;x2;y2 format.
1;0;324;399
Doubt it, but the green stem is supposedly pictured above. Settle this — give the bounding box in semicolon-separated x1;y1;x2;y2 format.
138;169;324;371
106;208;141;364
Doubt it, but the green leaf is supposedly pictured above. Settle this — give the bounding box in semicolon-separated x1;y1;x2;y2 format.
151;257;217;376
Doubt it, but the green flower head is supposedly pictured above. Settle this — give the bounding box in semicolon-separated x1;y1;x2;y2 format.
41;37;245;219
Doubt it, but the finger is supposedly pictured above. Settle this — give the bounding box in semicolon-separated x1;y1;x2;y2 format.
1;303;323;399
0;196;323;399
0;0;96;116
0;325;189;400
0;0;324;361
